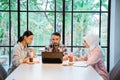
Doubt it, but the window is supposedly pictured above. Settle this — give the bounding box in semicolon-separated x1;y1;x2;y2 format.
0;0;110;71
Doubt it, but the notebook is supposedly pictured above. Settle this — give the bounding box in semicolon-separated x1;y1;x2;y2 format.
42;52;63;63
73;61;88;67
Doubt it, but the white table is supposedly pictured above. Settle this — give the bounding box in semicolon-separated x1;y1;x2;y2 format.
6;61;103;80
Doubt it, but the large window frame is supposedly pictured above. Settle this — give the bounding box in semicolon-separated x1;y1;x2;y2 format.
0;0;111;71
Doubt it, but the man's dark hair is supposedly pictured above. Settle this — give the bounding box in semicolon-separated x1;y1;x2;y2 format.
52;32;61;37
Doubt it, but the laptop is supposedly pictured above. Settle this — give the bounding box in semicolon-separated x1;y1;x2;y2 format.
42;52;63;63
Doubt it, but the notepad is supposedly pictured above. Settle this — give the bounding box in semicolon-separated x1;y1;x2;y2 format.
73;61;88;67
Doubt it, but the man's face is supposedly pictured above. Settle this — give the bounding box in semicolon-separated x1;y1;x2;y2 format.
51;35;61;46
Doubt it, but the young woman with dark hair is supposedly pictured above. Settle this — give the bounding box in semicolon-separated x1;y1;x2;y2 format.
8;30;34;74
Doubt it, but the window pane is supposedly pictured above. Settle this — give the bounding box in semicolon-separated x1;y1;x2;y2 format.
56;0;62;11
11;0;17;10
102;0;108;11
28;12;54;46
11;12;18;45
20;0;27;10
65;0;72;11
73;0;100;11
102;48;107;68
73;47;86;57
0;0;9;10
0;47;9;56
28;0;55;11
101;13;108;46
73;13;100;46
20;12;27;35
0;12;9;46
56;13;63;37
65;13;71;46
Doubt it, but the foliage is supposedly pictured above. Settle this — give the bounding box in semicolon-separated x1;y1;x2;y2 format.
0;28;4;41
0;0;109;59
0;0;9;10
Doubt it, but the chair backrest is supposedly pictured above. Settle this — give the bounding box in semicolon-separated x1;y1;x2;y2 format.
109;59;120;80
0;74;4;80
0;63;7;80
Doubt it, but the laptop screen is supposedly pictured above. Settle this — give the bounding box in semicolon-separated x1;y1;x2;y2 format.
42;52;63;63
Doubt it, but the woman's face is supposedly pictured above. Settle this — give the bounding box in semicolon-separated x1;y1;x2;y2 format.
84;40;89;48
24;35;34;44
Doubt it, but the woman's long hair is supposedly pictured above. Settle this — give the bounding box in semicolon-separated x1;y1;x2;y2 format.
17;30;33;43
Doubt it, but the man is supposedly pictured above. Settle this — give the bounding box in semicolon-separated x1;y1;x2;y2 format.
45;32;66;52
45;32;68;60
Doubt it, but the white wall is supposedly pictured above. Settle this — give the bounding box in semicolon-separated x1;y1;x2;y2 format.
114;0;120;63
110;0;120;70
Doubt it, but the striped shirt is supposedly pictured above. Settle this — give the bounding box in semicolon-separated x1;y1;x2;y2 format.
11;43;28;67
44;44;67;55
